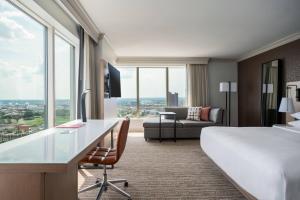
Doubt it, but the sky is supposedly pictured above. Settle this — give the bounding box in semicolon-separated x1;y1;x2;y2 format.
0;1;184;101
118;67;186;98
0;1;45;100
55;35;73;100
0;1;72;100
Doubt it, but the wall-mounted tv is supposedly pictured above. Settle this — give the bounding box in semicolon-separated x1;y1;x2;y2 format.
104;63;121;98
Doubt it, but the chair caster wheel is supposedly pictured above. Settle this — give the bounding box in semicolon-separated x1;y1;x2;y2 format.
95;178;100;184
104;186;108;191
124;181;129;187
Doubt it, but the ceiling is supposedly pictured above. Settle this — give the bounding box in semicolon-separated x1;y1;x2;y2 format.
79;0;300;59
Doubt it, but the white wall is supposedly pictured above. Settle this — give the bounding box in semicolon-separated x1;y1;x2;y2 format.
99;37;118;119
33;0;78;37
100;37;117;64
104;98;118;119
208;59;238;126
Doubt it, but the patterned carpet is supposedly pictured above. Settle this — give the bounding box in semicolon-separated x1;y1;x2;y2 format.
78;133;246;200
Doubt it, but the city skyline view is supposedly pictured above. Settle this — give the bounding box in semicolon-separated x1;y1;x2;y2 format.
0;1;74;143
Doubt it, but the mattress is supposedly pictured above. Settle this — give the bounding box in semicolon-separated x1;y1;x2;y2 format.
201;126;300;200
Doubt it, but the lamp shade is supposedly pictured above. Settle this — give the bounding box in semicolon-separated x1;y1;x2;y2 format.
230;82;237;92
220;82;229;92
279;97;295;113
219;82;237;92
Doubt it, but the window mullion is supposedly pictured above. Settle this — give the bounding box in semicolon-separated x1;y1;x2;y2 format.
47;27;55;128
166;67;169;106
137;67;140;116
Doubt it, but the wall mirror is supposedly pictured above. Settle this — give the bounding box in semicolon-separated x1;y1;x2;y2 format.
261;59;282;126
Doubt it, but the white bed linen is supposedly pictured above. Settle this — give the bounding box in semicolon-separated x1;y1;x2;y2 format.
201;126;300;200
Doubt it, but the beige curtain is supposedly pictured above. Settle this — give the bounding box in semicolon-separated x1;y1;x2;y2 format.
187;64;208;107
85;36;104;119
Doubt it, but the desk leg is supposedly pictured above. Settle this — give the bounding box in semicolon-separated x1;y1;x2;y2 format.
174;115;176;142
111;129;114;169
111;129;114;149
0;173;45;200
45;164;78;200
0;165;78;200
159;115;162;142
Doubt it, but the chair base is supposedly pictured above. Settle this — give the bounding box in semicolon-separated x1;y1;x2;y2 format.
79;166;131;200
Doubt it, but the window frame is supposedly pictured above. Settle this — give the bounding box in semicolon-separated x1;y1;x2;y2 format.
116;65;187;118
54;33;77;125
168;66;188;107
8;0;80;128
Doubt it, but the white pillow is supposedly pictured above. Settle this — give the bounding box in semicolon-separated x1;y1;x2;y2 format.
288;120;300;128
186;107;201;121
291;112;300;120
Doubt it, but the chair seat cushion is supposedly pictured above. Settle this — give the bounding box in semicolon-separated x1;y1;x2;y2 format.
88;149;117;157
179;120;215;127
81;150;117;165
91;147;116;152
81;155;117;165
143;119;183;128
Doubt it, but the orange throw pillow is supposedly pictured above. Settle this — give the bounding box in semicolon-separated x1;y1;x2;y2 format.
200;107;211;121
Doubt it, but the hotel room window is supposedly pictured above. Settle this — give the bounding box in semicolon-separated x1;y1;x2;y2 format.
0;1;47;142
116;67;138;118
168;67;187;106
139;68;167;117
54;35;75;125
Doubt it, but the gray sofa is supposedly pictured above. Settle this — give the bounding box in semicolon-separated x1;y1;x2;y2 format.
143;107;223;140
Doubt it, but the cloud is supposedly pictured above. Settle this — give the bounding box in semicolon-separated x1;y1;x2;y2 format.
1;10;23;18
0;58;43;82
0;59;9;66
0;16;35;40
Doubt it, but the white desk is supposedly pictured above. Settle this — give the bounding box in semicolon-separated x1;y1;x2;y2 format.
0;119;119;200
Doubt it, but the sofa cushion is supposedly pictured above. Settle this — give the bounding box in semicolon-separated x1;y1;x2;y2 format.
200;107;211;121
143;119;183;128
209;108;223;123
179;120;215;128
164;107;188;120
186;107;201;120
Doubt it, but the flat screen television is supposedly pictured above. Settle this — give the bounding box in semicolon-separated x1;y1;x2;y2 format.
104;63;121;98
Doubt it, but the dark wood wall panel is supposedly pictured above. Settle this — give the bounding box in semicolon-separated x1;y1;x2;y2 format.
238;39;300;126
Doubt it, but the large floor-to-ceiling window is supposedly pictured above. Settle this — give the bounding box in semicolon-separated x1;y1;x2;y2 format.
116;67;138;118
54;35;75;125
168;67;187;106
116;66;186;118
0;1;78;143
139;68;167;117
0;0;46;143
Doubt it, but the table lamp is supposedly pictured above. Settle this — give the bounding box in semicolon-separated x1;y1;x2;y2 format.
279;97;295;113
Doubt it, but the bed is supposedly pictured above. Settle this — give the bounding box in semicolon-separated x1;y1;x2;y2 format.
201;126;300;200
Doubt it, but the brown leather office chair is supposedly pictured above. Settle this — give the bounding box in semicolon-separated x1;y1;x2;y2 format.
79;118;131;200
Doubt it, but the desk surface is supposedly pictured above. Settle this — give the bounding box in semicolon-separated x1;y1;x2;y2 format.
0;119;118;168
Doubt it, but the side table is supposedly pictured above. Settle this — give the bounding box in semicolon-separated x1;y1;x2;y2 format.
158;112;176;142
